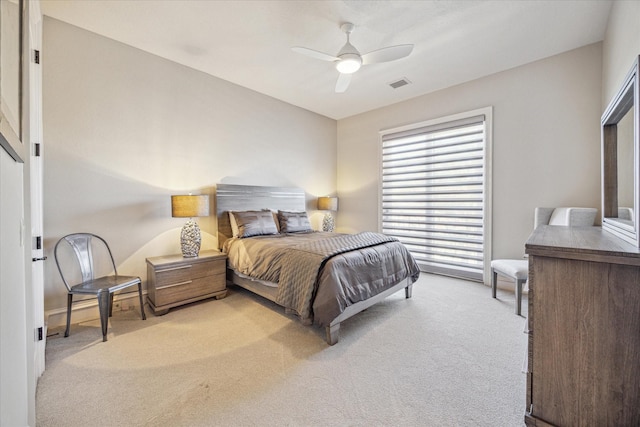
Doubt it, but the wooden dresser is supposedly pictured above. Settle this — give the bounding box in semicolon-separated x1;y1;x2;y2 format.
146;250;227;315
524;225;640;426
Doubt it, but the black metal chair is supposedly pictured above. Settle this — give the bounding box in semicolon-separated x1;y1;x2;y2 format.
54;233;146;341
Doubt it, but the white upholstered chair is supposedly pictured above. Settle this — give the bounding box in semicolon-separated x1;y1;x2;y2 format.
532;207;598;230
491;207;597;315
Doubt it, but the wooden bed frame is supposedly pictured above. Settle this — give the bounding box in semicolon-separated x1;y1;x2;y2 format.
216;183;413;345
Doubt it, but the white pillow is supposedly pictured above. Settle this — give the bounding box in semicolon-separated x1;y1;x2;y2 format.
229;211;240;238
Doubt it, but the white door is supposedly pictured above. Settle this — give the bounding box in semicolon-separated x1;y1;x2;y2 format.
0;147;29;427
29;0;45;378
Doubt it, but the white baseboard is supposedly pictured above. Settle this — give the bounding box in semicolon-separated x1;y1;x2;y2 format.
45;292;146;329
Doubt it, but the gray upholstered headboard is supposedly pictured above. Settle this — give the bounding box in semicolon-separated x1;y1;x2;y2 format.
216;184;306;249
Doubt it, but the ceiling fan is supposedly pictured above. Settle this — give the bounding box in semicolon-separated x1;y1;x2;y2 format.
292;22;413;93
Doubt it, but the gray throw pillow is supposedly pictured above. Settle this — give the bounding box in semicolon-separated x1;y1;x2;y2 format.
231;210;279;238
277;210;312;233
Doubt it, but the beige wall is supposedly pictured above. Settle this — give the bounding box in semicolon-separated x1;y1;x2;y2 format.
42;18;337;313
602;0;640;106
337;43;603;264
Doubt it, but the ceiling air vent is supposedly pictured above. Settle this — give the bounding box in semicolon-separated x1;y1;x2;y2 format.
389;78;411;89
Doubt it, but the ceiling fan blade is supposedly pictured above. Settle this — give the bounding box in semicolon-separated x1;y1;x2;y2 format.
335;73;352;93
361;44;413;65
292;47;339;62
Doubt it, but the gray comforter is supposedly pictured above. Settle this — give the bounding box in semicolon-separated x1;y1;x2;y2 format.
224;231;420;326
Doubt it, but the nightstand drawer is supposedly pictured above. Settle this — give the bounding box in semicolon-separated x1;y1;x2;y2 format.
154;273;225;306
154;259;224;286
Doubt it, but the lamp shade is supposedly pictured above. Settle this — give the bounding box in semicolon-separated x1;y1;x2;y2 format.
317;196;338;211
171;195;210;218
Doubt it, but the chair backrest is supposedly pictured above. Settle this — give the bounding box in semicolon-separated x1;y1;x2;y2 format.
54;233;118;291
618;207;634;221
534;207;598;229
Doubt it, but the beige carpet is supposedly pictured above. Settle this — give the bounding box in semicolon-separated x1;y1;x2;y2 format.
36;273;527;426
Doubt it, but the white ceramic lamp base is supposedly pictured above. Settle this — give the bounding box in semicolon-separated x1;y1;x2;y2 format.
180;219;201;257
322;212;335;232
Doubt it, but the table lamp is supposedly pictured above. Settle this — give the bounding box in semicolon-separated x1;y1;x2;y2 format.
171;194;209;257
317;196;338;232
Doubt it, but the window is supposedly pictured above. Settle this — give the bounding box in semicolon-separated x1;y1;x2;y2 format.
380;109;491;282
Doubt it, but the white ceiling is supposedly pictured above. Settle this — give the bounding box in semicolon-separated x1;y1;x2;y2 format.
40;0;612;120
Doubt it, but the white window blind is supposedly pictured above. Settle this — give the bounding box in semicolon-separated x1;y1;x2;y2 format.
381;115;486;281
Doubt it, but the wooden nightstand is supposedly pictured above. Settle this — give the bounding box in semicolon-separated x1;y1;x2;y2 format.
146;250;227;315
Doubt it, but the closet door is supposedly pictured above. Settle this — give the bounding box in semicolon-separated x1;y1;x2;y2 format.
0;147;28;427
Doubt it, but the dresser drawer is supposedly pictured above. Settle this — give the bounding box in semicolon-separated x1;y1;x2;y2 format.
153;273;225;306
154;259;224;286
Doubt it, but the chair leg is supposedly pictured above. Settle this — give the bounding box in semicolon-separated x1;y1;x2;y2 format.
109;293;114;317
138;282;146;320
491;269;498;298
65;293;73;338
515;279;524;316
97;291;110;342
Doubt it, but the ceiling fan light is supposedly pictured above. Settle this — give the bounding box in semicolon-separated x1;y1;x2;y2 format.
336;55;362;74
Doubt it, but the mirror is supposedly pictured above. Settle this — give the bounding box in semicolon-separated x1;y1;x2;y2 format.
602;56;639;246
617;105;634;219
0;0;24;163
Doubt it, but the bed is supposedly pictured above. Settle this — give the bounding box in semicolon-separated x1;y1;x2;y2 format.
216;183;420;345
